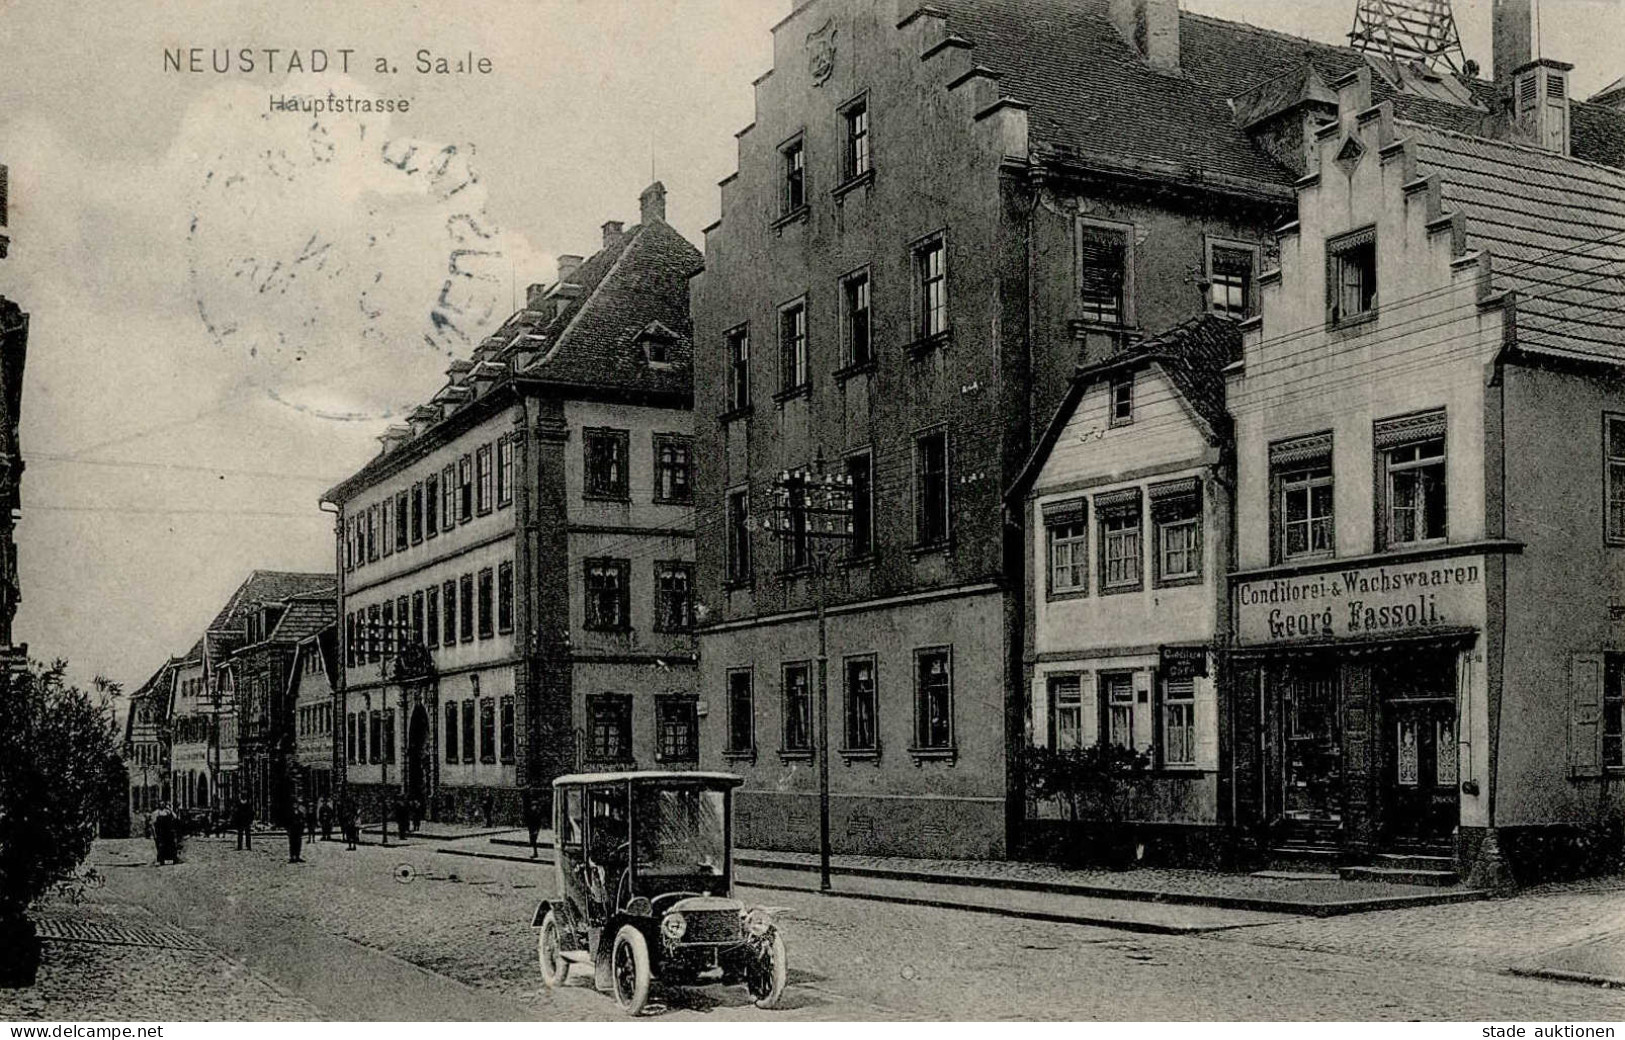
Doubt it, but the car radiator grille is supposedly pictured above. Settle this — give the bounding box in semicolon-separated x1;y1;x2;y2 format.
683;910;742;943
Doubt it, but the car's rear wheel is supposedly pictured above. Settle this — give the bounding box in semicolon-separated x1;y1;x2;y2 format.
610;925;651;1015
749;929;787;1009
537;911;568;988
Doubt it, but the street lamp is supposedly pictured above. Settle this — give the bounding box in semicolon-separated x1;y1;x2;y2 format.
766;448;853;893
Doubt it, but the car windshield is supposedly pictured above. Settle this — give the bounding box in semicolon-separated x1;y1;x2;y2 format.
632;785;726;876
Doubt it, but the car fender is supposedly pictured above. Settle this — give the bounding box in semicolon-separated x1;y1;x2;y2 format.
530;900;554;928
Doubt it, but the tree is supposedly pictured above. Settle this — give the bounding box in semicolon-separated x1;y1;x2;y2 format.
0;660;122;986
1024;742;1152;867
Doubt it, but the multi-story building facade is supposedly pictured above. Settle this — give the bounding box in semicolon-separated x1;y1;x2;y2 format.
198;570;332;819
229;588;336;820
290;624;338;806
692;0;1625;862
1229;62;1625;883
324;183;703;823
167;642;215;810
123;660;174;826
1012;316;1238;865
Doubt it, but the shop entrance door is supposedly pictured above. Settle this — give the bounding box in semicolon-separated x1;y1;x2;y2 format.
1281;665;1342;830
1379;657;1459;847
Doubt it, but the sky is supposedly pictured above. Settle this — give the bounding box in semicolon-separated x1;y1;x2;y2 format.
0;0;1620;697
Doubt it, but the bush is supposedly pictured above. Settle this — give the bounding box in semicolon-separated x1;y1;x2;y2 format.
1023;743;1153;869
0;661;122;986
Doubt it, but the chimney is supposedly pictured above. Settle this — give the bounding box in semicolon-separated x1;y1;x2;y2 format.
556;254;583;281
639;181;667;225
1513;58;1573;154
1493;0;1532;85
602;220;625;249
525;283;548;309
1108;0;1180;76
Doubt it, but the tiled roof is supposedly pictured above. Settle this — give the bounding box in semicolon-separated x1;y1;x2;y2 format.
205;570;333;635
1408;121;1625;365
325;208;702;502
496;219;702;393
1116;313;1242;435
266;598;337;646
1010;313;1240;499
931;0;1625;186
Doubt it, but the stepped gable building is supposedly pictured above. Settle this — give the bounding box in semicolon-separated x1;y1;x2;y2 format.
199;570;333;819
1229;60;1625;884
1010;315;1241;866
691;0;1625;861
323;183;703;824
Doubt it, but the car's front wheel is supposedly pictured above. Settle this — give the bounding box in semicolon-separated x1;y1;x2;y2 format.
537;910;568;988
610;925;651;1015
748;929;787;1009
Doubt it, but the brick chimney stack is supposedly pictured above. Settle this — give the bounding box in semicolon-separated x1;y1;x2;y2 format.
602;220;625;249
1493;0;1532;84
1108;0;1180;76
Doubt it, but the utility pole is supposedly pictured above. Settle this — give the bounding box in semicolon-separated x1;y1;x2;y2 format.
767;448;853;893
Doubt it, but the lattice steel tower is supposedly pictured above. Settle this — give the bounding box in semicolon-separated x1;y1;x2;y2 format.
1348;0;1468;74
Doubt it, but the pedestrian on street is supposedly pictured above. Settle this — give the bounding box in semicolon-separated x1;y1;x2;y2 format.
522;789;544;860
394;796;410;842
285;803;305;863
318;797;333;842
481;792;494;829
151;803;179;865
410;796;423;834
306;799;318;841
234;796;253;851
342;800;359;851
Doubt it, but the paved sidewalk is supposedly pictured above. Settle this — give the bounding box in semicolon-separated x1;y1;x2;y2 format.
471;832;1483;919
1510;923;1625;987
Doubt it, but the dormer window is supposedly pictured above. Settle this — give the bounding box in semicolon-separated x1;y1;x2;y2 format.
637;322;679;367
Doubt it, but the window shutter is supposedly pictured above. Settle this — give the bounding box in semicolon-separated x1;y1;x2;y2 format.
1571;653;1605;778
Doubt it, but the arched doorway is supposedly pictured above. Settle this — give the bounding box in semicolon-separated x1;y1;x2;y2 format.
196;773;208;810
408;705;431;816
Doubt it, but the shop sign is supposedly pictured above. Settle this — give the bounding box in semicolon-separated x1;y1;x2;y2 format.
1159;644;1208;679
1235;555;1485;644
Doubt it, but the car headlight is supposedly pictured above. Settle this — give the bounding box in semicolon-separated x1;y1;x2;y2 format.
661;913;687;941
743;909;773;938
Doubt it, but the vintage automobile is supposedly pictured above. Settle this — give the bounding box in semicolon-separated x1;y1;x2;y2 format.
531;771;787;1015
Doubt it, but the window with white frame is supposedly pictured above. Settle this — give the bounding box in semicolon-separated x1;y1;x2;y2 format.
653;562;693;632
1378;411;1447;547
1044;499;1088;596
1096;490;1142;593
411;483;424;544
496;436;514;508
916;235;947;339
1048;674;1083;751
1151;479;1202;585
1609;416;1625;545
583;428;629;500
584;558;630;631
842;97;870;182
656;696;698;763
458;455;474;522
1208;244;1254;319
1272;433;1334;562
1103;672;1134;749
1162;677;1196;767
654;434;693;504
1327;226;1377;324
440;464;455;530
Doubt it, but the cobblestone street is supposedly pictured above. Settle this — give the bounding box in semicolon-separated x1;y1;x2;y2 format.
3;836;1624;1021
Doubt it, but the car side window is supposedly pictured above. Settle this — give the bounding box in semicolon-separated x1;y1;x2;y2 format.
561;788;584;850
